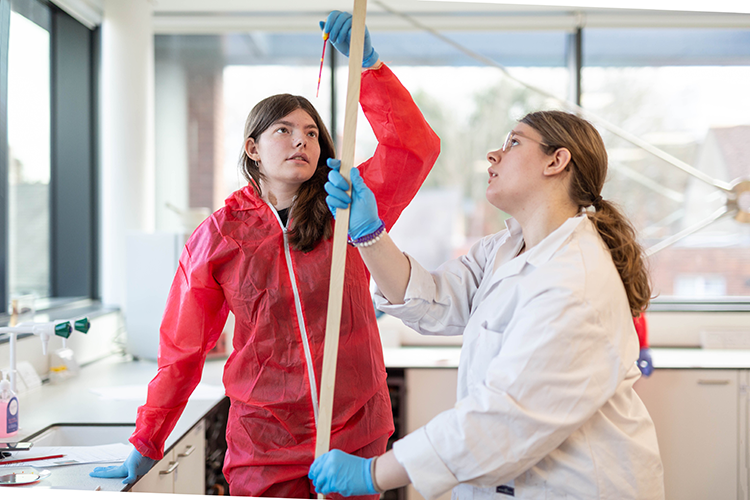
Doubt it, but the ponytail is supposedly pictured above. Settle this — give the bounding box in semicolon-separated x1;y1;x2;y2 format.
587;200;651;316
520;110;651;315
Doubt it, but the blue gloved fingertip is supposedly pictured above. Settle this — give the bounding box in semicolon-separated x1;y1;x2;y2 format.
350;167;364;184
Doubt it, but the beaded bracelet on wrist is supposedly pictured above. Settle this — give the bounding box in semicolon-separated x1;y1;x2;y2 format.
348;220;386;248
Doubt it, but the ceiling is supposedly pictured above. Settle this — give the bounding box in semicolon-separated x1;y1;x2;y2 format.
150;0;750;15
53;0;750;32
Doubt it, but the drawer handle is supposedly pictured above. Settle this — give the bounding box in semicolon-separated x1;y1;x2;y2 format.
159;461;179;475
178;445;195;458
697;379;730;385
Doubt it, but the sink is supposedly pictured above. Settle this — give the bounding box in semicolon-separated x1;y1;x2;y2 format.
27;423;135;447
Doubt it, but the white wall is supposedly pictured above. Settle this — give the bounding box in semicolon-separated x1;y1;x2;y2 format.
99;0;155;313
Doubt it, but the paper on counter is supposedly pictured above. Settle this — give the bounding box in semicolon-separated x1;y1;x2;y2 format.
0;443;131;468
89;383;224;401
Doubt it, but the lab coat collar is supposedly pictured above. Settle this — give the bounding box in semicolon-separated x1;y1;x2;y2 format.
520;214;588;267
495;214;588;279
491;218;527;281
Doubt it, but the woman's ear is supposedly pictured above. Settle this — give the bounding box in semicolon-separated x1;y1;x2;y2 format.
543;147;572;177
244;137;260;162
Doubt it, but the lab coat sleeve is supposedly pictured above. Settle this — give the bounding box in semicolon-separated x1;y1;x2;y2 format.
130;227;231;460
357;64;440;230
393;286;628;500
375;235;494;336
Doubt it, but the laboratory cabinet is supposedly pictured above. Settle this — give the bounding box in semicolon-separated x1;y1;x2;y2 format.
634;369;747;500
399;364;750;500
404;368;458;500
131;419;206;494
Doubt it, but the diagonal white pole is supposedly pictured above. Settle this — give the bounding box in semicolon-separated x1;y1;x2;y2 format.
315;0;368;480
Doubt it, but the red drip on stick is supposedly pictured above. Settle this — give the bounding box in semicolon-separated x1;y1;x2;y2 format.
316;32;329;98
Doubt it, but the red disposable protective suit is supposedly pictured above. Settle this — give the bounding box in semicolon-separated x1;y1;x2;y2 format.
129;64;440;497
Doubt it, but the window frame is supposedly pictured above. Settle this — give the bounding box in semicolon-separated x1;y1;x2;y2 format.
0;0;98;316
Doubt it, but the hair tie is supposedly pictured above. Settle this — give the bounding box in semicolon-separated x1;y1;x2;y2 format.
592;195;603;207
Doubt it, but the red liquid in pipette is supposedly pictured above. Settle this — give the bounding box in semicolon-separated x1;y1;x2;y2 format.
316;33;329;98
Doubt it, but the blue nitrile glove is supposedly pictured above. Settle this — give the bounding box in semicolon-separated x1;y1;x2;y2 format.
325;158;382;240
309;449;377;497
638;347;653;377
320;10;379;68
90;447;156;484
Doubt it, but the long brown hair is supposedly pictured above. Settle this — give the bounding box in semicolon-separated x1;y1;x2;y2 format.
239;94;335;252
520;110;651;316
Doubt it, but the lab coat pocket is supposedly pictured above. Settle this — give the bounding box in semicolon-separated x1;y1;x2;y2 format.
465;322;506;389
477;321;506;354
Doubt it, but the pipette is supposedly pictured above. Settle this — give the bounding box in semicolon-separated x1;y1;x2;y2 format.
316;32;329;98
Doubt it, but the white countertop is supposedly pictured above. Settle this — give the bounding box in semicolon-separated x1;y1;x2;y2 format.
383;346;462;368
651;347;750;369
6;345;750;493
4;354;227;492
14;354;227;444
384;346;750;370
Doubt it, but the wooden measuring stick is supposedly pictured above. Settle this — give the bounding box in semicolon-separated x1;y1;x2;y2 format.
315;0;368;471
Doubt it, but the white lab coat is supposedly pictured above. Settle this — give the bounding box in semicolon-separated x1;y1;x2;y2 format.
377;214;664;500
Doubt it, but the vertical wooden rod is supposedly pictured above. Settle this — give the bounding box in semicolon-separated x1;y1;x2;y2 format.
315;0;368;468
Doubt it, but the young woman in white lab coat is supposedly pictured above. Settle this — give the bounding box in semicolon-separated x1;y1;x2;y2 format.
310;110;665;499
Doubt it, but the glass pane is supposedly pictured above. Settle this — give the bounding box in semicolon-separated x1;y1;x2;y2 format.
337;31;569;270
7;10;51;300
583;28;750;300
156;30;569;271
362;65;570;269
222;64;333;199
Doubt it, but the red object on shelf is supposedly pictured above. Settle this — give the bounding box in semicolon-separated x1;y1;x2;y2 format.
633;314;649;349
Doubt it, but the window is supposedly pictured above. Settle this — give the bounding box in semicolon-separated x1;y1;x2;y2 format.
582;28;750;301
154;22;750;308
674;275;727;298
155;30;570;276
7;5;51;301
1;1;97;315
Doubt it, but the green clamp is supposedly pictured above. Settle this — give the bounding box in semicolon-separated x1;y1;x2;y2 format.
73;318;90;334
55;322;72;339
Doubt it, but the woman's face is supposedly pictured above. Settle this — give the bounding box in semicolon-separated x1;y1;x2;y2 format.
485;122;551;213
244;108;321;193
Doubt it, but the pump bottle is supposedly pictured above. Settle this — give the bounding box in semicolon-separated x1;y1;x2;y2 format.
0;374;19;438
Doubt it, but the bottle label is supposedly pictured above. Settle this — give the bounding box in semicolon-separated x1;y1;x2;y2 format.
6;397;18;434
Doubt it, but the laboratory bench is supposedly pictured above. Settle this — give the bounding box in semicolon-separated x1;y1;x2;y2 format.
5;353;227;493
7;346;750;499
388;346;750;500
5;347;464;495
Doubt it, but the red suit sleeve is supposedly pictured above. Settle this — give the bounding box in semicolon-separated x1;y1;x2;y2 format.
130;234;230;460
633;314;649;349
357;64;441;230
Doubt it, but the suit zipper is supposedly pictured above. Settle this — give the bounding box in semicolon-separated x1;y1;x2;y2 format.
270;202;320;426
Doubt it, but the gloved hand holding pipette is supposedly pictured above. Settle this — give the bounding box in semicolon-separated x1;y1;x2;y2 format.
320;10;380;68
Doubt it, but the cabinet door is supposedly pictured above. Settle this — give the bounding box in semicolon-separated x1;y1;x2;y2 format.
130;449;176;494
173;419;207;495
634;369;739;500
405;368;458;500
